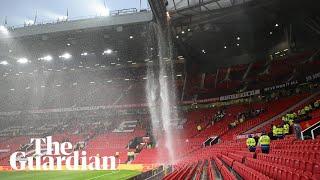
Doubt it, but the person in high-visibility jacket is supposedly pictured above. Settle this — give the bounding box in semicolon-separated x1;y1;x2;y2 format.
259;132;271;154
272;125;277;137
293;112;297;120
275;126;284;139
283;124;289;134
246;135;256;152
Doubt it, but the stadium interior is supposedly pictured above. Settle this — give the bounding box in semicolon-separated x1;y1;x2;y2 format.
0;0;320;179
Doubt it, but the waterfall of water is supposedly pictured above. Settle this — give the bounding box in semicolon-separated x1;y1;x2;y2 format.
145;22;179;164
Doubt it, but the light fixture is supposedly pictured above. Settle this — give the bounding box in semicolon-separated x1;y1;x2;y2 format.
107;80;112;83
129;35;134;39
124;78;130;81
181;31;185;34
188;28;191;32
59;53;72;59
110;62;116;65
269;31;273;35
103;49;112;55
224;46;227;49
89;81;95;84
176;35;179;39
0;25;9;35
10;88;15;91
275;24;279;27
132;62;136;65
56;84;61;87
163;75;168;78
236;43;240;47
67;43;71;46
237;36;240;40
0;61;9;65
166;11;170;18
81;52;88;56
143;77;147;80
17;58;29;64
39;55;53;61
176;74;182;77
202;49;206;54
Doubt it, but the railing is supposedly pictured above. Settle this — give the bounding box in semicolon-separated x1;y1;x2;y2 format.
311;125;320;139
6;8;151;30
301;121;320;140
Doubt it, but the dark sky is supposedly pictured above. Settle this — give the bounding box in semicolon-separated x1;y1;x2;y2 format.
0;0;149;26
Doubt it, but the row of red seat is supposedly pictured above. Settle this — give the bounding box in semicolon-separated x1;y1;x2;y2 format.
245;157;319;180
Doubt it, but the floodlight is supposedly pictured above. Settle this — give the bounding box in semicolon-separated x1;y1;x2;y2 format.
39;55;53;61
103;49;112;55
59;53;72;59
0;61;8;65
17;58;29;64
0;25;9;35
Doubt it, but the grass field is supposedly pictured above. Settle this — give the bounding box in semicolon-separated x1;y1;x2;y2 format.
0;170;141;180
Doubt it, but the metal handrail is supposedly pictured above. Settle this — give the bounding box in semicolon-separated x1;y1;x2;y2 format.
311;125;320;139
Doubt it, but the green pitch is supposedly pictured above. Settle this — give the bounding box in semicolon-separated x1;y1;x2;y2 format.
0;170;141;180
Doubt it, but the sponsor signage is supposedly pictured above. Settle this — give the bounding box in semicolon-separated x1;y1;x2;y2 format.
263;80;298;92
